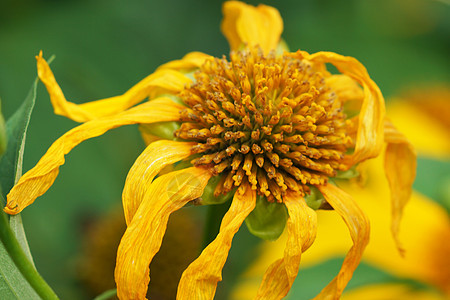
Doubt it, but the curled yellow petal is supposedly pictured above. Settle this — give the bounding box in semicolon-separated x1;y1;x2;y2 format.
326;74;364;104
221;1;283;53
158;51;212;71
315;184;370;299
122;140;196;225
115;167;212;300
37;51;191;122
384;119;417;255
255;192;317;300
4;97;183;215
304;51;386;165
177;184;256;300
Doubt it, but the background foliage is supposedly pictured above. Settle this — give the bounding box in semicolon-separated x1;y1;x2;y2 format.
0;0;449;299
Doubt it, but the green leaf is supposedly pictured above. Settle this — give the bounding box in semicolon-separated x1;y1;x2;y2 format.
0;77;58;299
0;234;40;299
245;195;288;241
0;195;58;299
0;77;38;200
0;77;39;266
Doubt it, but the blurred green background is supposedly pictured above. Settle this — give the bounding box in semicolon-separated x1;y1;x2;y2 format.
0;0;449;299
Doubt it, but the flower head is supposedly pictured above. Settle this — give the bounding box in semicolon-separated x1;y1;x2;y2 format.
4;1;416;299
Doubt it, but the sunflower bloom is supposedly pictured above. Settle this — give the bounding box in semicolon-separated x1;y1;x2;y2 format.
4;1;416;299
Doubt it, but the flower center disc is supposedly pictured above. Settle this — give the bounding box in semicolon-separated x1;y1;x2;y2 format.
176;47;353;202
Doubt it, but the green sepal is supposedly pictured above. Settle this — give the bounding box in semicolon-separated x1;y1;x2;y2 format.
201;175;235;205
335;166;360;180
140;121;180;141
245;195;288;241
276;38;290;55
304;186;326;210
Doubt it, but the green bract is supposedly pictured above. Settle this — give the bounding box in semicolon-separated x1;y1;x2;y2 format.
245;195;288;241
201;175;235;205
304;186;326;210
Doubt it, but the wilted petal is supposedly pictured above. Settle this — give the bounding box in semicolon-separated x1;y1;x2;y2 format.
221;1;283;53
115;167;212;300
122;140;196;225
255;191;317;300
315;184;370;299
326;74;364;104
4;98;183;215
158;51;212;71
384;119;417;255
37;51;191;122
177;184;256;300
304;51;386;165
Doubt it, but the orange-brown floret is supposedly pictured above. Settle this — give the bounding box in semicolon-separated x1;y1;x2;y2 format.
175;47;353;202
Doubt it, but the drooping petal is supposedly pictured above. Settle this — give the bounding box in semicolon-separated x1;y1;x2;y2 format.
255;192;317;300
303;51;386;165
315;183;370;299
158;51;212;71
4;97;183;215
326;74;364;104
221;1;283;53
177;184;256;300
122;140;196;225
115;167;212;300
384;119;417;255
37;51;191;122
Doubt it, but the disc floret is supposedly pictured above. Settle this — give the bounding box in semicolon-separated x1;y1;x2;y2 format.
176;47;353;202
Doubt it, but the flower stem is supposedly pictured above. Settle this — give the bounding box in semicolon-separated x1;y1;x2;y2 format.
0;209;58;299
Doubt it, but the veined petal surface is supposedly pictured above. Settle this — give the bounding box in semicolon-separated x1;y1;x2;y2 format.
304;51;386;165
326;74;364;104
221;1;283;53
37;51;191;122
115;167;212;300
5;97;183;215
315;184;370;300
122;140;196;225
177;184;256;300
255;192;317;300
384;119;417;254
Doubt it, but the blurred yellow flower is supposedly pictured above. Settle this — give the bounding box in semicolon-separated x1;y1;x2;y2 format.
231;88;449;299
4;1;416;299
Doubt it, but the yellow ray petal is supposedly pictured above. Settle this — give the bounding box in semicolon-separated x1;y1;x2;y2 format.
37;51;191;122
314;184;370;299
122;140;196;225
4;97;183;215
158;51;212;71
326;74;364;104
115;167;212;300
255;192;317;300
304;51;386;165
221;1;283;53
384;119;417;255
177;184;256;300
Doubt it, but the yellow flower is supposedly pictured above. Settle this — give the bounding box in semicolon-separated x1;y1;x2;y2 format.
4;1;416;299
232;89;448;299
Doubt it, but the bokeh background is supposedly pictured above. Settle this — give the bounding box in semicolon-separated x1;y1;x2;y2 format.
0;0;449;299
